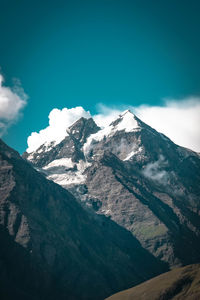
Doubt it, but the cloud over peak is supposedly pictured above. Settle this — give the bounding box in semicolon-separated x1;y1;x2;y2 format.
0;73;28;136
27;107;91;153
26;98;200;153
134;98;200;152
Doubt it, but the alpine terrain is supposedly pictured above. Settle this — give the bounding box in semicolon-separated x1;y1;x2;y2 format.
0;138;166;300
24;110;200;269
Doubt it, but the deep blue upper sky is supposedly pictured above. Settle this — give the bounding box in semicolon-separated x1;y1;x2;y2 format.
1;0;200;153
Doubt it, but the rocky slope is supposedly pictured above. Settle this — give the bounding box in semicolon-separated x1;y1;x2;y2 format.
24;110;200;268
0;138;167;300
106;263;200;300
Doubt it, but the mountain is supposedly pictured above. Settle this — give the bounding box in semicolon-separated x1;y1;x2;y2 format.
106;263;200;300
24;110;200;268
0;138;167;300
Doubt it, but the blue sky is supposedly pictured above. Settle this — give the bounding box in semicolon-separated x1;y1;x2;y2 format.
1;0;200;153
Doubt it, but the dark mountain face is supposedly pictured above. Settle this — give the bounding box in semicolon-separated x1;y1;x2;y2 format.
24;110;200;269
0;139;167;300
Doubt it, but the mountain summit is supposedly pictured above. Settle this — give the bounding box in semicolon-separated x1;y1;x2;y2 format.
24;111;200;268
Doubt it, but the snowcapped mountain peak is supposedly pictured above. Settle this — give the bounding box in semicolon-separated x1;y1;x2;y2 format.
120;109;134;117
68;117;100;144
22;109;200;271
109;109;140;132
83;111;141;157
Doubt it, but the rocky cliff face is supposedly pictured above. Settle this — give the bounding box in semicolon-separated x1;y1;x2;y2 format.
24;110;200;269
0;139;166;300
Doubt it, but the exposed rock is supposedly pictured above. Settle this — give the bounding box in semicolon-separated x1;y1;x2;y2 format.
0;139;167;300
24;111;200;268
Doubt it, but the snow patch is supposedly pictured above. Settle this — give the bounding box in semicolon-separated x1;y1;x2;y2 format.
47;172;86;186
44;160;91;187
116;110;139;132
83;110;140;156
123;147;143;161
102;209;111;215
43;158;74;170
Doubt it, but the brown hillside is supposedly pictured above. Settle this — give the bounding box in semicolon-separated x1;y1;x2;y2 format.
106;264;200;300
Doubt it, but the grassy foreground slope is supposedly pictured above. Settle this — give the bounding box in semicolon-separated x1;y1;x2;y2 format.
106;264;200;300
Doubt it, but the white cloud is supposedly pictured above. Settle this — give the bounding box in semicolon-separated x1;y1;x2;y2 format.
133;98;200;152
0;73;27;136
93;99;200;152
26;98;200;153
142;155;169;185
27;107;91;153
93;104;122;127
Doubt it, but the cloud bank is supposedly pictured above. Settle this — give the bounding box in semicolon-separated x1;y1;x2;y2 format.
94;99;200;152
27;107;91;153
134;98;200;153
0;74;27;136
26;98;200;153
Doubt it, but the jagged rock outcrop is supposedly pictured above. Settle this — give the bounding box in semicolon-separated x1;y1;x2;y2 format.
23;117;100;167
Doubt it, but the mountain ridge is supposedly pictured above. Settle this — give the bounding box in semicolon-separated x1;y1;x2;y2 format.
0;138;167;300
24;112;200;268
